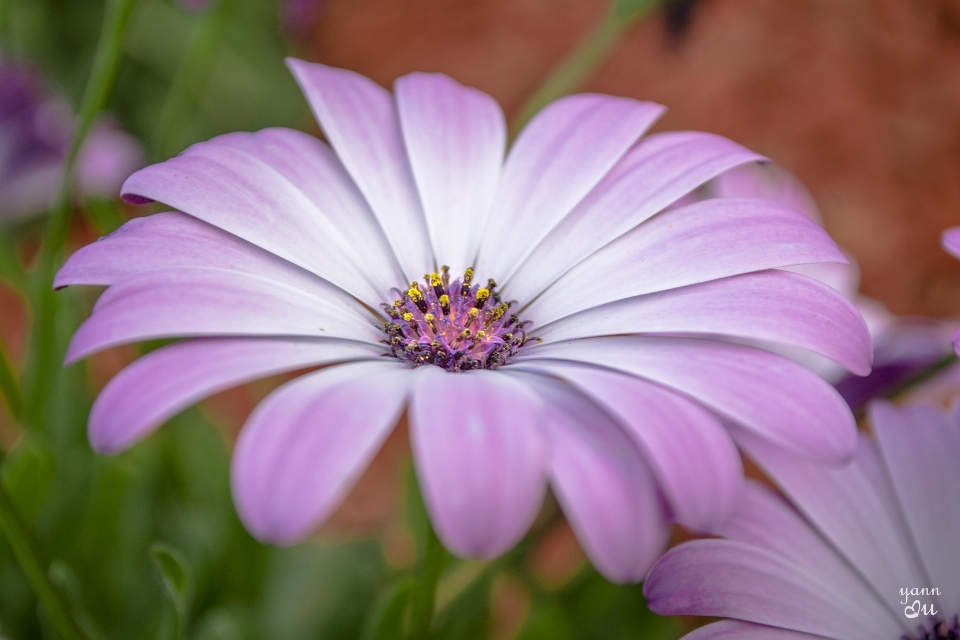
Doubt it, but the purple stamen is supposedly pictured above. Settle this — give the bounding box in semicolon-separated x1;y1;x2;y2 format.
381;267;529;371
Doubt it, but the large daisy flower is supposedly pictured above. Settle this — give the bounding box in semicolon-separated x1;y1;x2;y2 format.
645;400;960;640
56;60;871;581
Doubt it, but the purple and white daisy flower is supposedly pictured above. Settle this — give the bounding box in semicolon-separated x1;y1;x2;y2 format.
57;60;871;581
645;400;960;640
0;59;143;220
702;164;953;410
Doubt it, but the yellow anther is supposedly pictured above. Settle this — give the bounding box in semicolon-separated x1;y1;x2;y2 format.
423;313;437;330
439;294;451;315
461;268;475;296
402;312;413;323
476;330;486;340
467;308;479;324
475;288;490;309
429;272;444;298
489;302;508;321
408;284;427;312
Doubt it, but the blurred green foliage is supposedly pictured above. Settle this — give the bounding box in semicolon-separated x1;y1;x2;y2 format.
0;0;686;637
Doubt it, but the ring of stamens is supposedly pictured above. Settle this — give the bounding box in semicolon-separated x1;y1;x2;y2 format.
903;615;960;640
380;266;532;371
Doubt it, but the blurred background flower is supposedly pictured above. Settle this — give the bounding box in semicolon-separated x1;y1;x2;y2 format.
0;59;142;220
645;400;960;640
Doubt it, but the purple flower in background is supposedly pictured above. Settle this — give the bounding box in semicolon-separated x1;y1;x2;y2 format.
56;60;870;580
704;163;953;410
646;400;960;640
0;59;143;220
942;228;960;356
282;0;324;41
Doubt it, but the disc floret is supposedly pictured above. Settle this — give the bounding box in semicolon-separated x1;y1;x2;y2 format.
380;266;530;371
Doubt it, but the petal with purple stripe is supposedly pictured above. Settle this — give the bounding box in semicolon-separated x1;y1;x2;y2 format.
121;140;384;304
871;401;960;614
736;428;930;612
644;540;895;640
523;197;847;327
714;481;903;630
231;360;410;545
395;73;505;274
287;60;433;280
55;212;353;303
90;337;383;454
509;361;741;531
207;128;405;290
66;267;381;363
535;270;871;376
518;336;857;464
410;366;547;559
506;131;764;303
508;371;669;583
475;94;664;281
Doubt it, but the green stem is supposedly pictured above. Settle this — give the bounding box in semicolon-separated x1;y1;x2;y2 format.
0;340;21;421
154;0;234;160
22;0;139;426
406;520;445;639
0;482;86;640
0;227;25;290
0;0;10;54
887;352;959;401
511;0;664;135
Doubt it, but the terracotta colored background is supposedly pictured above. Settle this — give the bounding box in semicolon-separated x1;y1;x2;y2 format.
307;0;960;319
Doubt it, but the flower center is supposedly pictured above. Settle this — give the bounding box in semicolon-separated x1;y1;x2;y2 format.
903;615;960;640
379;266;531;371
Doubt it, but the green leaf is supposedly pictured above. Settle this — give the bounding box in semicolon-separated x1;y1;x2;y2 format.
1;436;56;524
149;542;189;606
48;561;107;640
150;541;191;640
361;579;413;640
